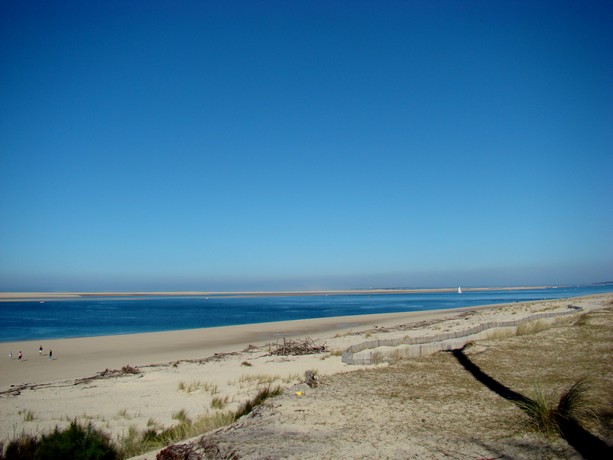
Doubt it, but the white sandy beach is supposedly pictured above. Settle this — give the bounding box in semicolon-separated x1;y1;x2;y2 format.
1;293;611;459
0;308;479;389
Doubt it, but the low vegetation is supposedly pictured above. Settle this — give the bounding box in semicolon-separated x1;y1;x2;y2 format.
234;385;283;420
518;378;601;437
211;395;230;409
516;319;549;336
118;411;234;458
0;420;118;460
17;410;35;422
177;380;217;394
0;385;285;459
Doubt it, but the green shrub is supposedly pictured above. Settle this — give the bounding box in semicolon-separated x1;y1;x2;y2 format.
35;421;118;460
0;421;118;460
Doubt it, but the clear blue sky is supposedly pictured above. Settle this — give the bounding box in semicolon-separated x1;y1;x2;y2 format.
1;1;612;291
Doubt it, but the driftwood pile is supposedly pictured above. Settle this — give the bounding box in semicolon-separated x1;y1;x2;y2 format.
268;336;326;356
74;365;141;385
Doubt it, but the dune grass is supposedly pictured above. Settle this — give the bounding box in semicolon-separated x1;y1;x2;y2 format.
1;384;284;460
171;409;191;424
518;378;601;437
117;411;235;459
0;421;118;460
234;385;283;421
177;380;218;394
238;373;279;385
211;395;230;409
516;319;549;336
0;383;286;459
17;410;35;422
119;386;284;457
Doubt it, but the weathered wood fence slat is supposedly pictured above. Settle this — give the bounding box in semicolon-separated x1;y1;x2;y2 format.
342;307;582;365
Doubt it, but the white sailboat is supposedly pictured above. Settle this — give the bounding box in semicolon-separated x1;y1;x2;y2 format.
458;286;462;294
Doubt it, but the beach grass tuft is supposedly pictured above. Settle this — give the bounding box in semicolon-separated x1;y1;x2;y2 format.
516;320;549;336
211;395;230;409
18;410;35;422
282;373;302;384
171;409;191;425
556;378;601;427
115;411;235;458
485;328;516;340
234;385;283;421
517;378;599;437
146;418;160;429
517;382;559;435
177;380;217;394
239;373;280;386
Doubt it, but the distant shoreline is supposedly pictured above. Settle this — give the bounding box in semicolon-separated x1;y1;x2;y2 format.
0;285;555;301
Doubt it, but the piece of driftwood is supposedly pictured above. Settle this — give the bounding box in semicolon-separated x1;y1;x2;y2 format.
74;365;141;385
268;336;326;356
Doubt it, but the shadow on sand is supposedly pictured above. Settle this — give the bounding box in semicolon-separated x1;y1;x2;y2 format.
449;346;612;460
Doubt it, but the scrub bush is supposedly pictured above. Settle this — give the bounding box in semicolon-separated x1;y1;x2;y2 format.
0;421;117;460
36;421;117;460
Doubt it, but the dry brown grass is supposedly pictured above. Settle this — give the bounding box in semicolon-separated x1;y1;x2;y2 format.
200;307;613;459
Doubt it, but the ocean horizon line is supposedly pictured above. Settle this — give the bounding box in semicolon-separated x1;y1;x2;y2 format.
0;284;560;301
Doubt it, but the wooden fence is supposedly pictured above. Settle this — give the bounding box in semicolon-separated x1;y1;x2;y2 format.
342;306;582;365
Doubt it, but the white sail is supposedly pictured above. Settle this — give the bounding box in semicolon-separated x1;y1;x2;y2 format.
458;286;462;294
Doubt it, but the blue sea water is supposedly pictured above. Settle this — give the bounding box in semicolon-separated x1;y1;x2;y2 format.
1;285;612;343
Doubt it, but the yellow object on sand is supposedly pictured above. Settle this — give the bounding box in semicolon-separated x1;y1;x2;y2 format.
295;391;304;396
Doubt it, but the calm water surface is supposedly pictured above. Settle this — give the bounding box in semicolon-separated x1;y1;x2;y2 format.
1;285;611;342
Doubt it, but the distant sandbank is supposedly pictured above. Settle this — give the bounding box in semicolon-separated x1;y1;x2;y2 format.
0;285;553;302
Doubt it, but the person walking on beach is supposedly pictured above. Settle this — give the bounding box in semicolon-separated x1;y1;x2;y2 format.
18;351;22;361
39;345;43;355
9;351;12;360
48;350;53;360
